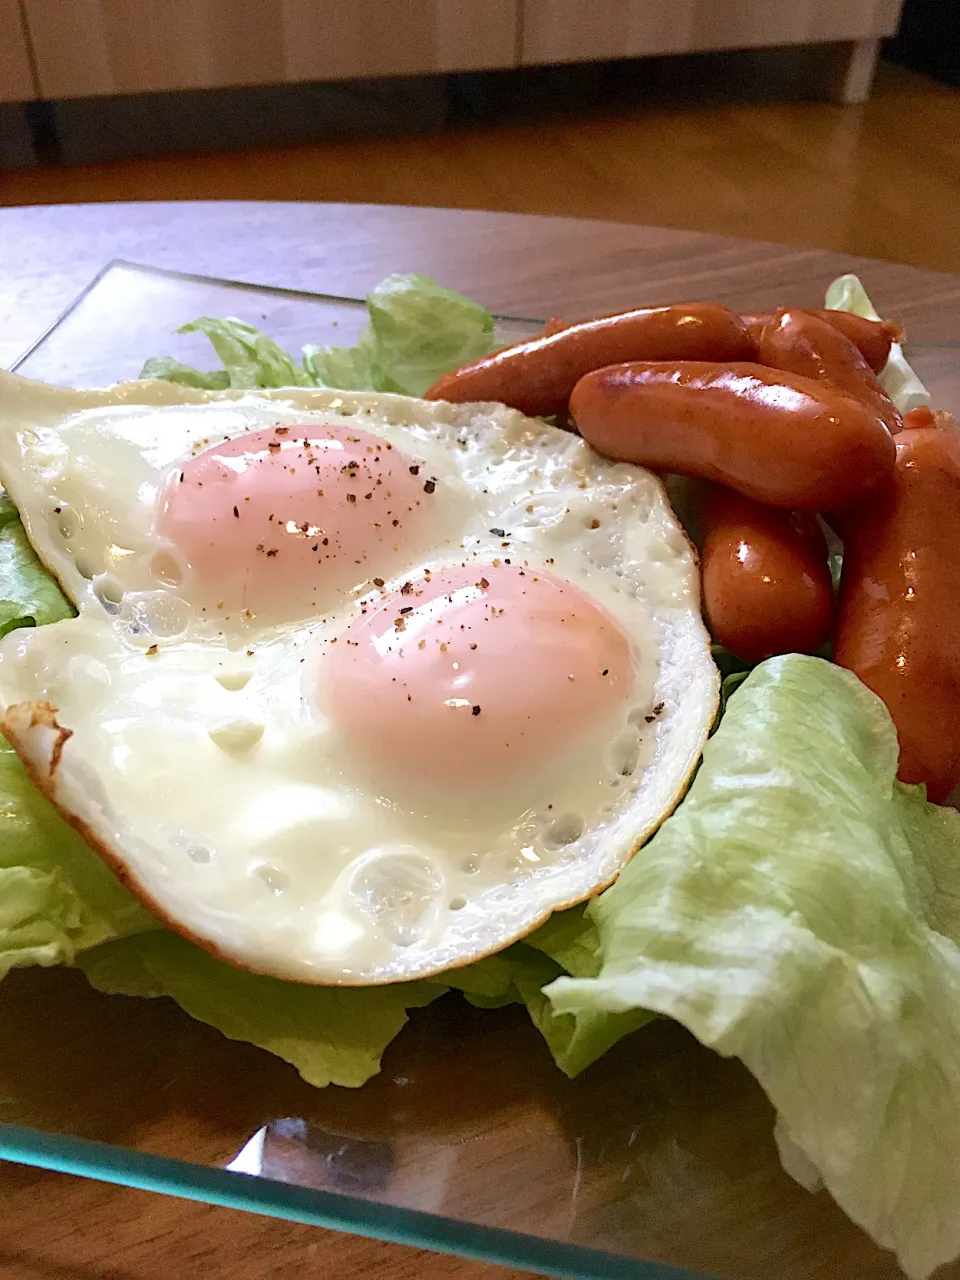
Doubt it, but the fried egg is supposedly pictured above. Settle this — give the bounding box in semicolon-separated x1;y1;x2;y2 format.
0;370;717;984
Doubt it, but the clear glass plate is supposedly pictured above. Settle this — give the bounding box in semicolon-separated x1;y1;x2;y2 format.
1;262;940;1280
10;259;544;387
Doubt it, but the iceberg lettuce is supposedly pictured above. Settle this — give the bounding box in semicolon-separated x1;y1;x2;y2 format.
141;273;498;397
548;656;960;1279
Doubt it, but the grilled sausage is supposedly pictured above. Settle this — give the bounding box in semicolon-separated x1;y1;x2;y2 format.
423;304;753;417
755;308;902;436
742;308;899;373
569;360;897;510
699;483;834;663
834;426;960;802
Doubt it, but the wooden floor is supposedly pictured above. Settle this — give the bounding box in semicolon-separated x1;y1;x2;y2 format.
2;61;960;275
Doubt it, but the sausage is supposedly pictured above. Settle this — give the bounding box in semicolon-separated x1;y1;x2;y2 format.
423;304;753;418
569;360;897;511
699;483;834;664
903;405;955;432
834;427;960;802
755;308;902;436
902;406;937;430
742;309;900;373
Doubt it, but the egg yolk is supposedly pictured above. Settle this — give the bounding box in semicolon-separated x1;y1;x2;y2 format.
156;423;442;623
321;562;633;799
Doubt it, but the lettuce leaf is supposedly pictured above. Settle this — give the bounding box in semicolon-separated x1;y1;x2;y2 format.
0;496;147;974
141;274;499;398
547;654;960;1280
137;359;230;391
0;738;155;978
444;912;655;1077
825;273;931;414
78;932;447;1089
73;913;613;1087
0;495;73;637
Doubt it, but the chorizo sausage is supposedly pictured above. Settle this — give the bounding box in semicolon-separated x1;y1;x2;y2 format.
742;309;900;373
423;304;753;418
569;360;897;511
698;483;834;664
756;308;902;436
834;427;960;802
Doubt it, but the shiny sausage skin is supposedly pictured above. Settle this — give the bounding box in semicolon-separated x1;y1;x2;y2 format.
699;483;834;664
756;309;902;436
902;406;937;430
903;405;956;432
742;309;899;373
569;360;897;511
423;304;753;418
834;427;960;803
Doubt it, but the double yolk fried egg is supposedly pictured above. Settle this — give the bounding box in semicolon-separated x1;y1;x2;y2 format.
0;371;717;983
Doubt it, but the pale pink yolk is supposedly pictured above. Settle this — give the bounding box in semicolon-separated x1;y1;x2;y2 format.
157;423;440;622
322;562;632;796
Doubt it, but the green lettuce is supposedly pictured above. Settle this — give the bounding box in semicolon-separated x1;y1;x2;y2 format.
71;922;613;1088
0;493;145;976
77;932;446;1089
143;317;308;391
825;273;930;414
141;274;498;398
0;496;73;638
548;655;960;1279
0;739;155;979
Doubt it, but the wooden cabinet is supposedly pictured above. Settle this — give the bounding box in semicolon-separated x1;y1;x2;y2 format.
11;0;905;106
520;0;903;66
0;0;37;103
21;0;520;99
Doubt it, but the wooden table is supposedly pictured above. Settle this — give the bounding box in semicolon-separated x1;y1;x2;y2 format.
1;202;959;1280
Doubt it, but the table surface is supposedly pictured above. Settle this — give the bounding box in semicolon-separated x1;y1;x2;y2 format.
1;201;960;1280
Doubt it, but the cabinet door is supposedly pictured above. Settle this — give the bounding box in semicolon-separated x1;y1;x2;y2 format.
0;0;37;102
23;0;519;99
521;0;904;65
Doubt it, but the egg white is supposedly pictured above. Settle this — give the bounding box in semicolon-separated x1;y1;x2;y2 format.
0;371;718;984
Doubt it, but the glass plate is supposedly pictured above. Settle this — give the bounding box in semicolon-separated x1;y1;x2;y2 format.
0;262;933;1280
10;259;544;387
